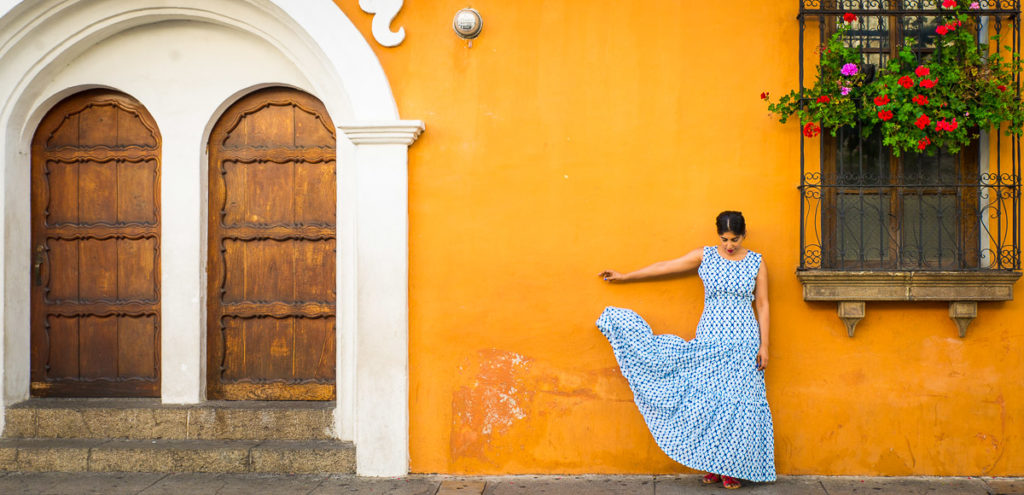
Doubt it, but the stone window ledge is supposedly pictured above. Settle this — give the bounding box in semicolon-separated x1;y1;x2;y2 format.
796;270;1022;337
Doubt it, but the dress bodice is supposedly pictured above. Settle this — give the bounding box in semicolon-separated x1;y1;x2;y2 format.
697;246;761;303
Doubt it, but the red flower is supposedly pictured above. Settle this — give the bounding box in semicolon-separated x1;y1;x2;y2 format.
936;118;959;132
874;94;890;106
936;25;950;35
912;94;930;105
915;65;930;77
843;13;857;23
920;78;937;89
918;137;932;150
760;91;769;100
914;114;932;129
803;122;821;138
817;95;831;103
942;0;957;7
946;22;958;32
998;85;1008;92
878;110;894;121
898;76;915;89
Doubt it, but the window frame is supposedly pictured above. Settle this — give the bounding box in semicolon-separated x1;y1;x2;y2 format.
797;2;1021;273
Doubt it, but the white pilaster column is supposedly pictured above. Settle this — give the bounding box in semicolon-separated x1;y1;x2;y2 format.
159;127;205;404
338;120;423;476
1;131;29;406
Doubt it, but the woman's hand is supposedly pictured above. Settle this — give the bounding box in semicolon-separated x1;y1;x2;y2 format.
756;345;769;371
599;270;626;282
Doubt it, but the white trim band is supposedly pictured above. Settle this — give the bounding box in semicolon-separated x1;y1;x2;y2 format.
340;121;425;145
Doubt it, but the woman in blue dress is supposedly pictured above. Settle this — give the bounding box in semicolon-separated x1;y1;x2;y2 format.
597;211;775;489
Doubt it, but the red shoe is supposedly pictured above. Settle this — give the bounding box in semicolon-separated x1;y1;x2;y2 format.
722;475;742;489
701;473;721;484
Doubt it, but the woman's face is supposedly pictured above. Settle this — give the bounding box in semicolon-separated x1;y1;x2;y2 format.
719;231;745;255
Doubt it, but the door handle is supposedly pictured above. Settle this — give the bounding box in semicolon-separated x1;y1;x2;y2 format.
33;244;45;286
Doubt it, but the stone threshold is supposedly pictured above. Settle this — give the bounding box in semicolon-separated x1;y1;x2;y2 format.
4;398;336;441
0;437;354;474
7;398;334;409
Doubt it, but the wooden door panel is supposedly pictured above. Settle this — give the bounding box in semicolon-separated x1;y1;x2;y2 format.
218;316;336;392
31;89;161;397
78;239;119;299
208;87;336;400
294;162;337;223
43;238;158;303
220;160;336;226
45;317;80;378
220;239;335;303
117;161;159;223
78;161;118;222
79;316;119;378
46;240;80;301
117;238;159;300
116;315;159;377
43;161;80;224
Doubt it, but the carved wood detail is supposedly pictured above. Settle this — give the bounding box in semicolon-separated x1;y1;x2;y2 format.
217;225;335;241
31;89;161;397
207;87;337;401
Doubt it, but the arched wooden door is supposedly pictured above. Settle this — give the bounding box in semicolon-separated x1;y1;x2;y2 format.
30;89;161;397
207;87;337;400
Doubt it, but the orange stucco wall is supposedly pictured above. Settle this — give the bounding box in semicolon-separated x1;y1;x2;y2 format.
335;1;1023;476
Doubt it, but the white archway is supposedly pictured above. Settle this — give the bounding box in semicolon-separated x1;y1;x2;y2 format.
0;0;421;476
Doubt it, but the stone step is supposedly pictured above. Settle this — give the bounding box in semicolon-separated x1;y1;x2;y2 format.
4;399;334;441
0;438;355;474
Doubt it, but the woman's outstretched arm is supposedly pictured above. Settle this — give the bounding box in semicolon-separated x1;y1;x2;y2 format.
599;247;704;283
754;262;770;370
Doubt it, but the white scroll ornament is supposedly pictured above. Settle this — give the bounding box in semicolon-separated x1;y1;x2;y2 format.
359;0;406;47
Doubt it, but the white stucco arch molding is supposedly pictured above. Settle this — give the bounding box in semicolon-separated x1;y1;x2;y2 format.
0;0;422;477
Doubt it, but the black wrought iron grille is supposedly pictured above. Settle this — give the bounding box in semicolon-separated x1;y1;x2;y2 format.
797;0;1022;270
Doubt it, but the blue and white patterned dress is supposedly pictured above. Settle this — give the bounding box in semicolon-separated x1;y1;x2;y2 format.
596;246;776;482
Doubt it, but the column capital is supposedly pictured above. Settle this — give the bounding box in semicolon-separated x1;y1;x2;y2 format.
339;120;425;146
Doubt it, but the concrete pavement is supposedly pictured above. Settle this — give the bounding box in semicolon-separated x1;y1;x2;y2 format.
0;473;1022;494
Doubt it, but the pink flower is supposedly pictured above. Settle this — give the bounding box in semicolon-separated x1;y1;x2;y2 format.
970;1;980;8
841;86;852;96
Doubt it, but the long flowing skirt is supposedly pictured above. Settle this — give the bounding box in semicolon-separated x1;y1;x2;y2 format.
596;306;776;482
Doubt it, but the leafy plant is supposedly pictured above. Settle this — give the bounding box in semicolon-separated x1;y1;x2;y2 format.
765;2;1024;155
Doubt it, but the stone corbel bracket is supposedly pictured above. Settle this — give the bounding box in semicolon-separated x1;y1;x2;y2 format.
359;0;406;47
798;270;1022;337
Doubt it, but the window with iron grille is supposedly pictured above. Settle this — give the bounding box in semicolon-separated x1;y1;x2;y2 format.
797;1;1022;272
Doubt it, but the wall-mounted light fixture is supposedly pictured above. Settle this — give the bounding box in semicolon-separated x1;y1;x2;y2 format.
453;8;482;42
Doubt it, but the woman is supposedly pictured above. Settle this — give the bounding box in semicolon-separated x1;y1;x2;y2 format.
597;211;775;489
